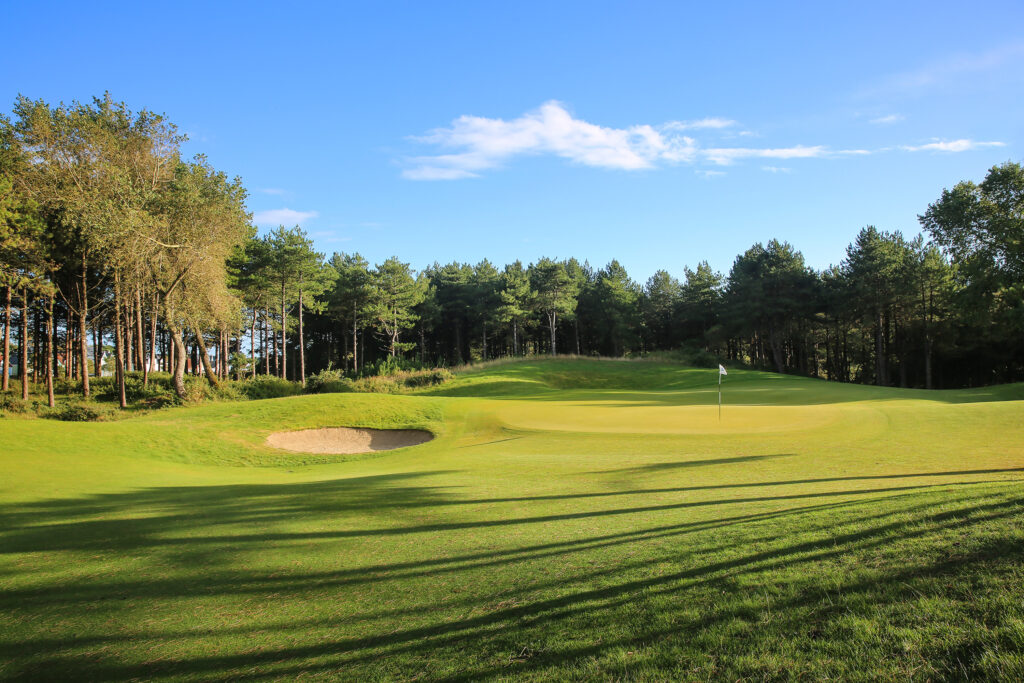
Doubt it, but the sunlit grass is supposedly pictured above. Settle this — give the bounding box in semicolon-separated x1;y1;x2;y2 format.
2;358;1023;680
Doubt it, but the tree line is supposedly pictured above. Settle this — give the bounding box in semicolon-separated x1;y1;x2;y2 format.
2;94;1022;408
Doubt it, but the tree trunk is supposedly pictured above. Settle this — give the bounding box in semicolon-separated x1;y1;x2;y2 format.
280;282;287;380
352;302;358;374
548;311;557;355
2;286;10;392
390;307;398;357
145;292;158;386
192;325;220;388
874;310;885;386
250;310;257;379
21;289;30;401
32;303;40;385
263;310;270;376
134;287;144;371
94;321;102;378
767;328;786;374
79;258;92;392
512;319;519;356
298;288;306;385
168;323;187;398
482;321;487;361
45;294;55;408
924;336;934;390
113;276;127;409
124;297;134;373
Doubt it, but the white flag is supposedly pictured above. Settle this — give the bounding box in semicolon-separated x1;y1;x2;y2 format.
719;364;727;376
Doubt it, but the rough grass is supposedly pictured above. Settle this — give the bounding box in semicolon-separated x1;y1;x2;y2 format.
1;358;1023;680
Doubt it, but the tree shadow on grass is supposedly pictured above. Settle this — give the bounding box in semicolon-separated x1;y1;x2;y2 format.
1;470;1023;680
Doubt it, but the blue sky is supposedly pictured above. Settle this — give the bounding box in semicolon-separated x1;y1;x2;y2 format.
3;1;1022;282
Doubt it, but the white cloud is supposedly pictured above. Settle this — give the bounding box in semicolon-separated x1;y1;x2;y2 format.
258;187;289;196
400;101;1007;179
901;139;1006;153
663;117;737;130
403;101;700;179
701;145;827;166
869;114;905;125
696;170;726;178
253;208;319;226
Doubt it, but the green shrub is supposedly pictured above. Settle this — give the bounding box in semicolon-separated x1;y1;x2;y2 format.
306;367;353;394
402;368;453;388
349;367;453;394
212;382;245;402
363;356;424;377
137;393;180;410
46;402;112;422
234;375;303;400
0;393;27;415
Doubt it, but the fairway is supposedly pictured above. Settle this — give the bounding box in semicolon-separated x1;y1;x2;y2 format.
2;358;1024;680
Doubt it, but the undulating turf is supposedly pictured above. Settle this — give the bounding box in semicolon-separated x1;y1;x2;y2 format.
2;358;1023;680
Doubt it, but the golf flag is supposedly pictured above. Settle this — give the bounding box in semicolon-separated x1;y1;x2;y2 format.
718;364;726;421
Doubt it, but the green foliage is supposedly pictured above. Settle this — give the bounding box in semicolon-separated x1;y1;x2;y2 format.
366;257;427;357
350;367;453;393
305;367;353;394
231;375;304;400
228;351;252;380
0;393;27;415
44;401;113;422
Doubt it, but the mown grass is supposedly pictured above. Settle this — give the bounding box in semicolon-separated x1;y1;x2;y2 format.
1;358;1023;680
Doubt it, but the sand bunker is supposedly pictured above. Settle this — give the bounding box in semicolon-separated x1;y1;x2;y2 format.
266;427;433;454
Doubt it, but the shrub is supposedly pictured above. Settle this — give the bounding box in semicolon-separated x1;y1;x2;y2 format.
46;402;112;422
402;368;453;388
363;356;424;377
234;375;303;400
137;393;180;410
0;393;27;415
349;367;453;394
306;367;354;394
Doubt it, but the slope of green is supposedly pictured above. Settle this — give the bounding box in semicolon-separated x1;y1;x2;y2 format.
2;358;1023;680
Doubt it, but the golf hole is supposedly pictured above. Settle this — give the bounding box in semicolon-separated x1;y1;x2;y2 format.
266;427;434;454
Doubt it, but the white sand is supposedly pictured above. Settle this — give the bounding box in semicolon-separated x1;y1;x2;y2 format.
266;427;433;454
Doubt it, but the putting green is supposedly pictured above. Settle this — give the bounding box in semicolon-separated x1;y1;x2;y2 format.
2;358;1023;680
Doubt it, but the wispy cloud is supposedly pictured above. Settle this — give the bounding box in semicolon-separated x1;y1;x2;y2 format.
701;145;827;166
696;169;726;178
664;117;737;131
869;114;904;125
253;208;319;226
258;188;290;196
901;139;1005;153
401;101;1007;179
402;101;698;179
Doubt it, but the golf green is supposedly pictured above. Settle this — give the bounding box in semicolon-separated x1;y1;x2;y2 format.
2;358;1023;680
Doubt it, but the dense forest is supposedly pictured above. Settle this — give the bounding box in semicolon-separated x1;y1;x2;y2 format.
2;94;1022;408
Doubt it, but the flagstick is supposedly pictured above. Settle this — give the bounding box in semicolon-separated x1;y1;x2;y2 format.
718;371;722;422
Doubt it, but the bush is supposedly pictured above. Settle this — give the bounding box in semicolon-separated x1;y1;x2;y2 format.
349;367;453;394
363;356;424;377
306;367;353;394
0;393;27;415
402;368;453;388
137;393;180;410
233;375;303;400
46;402;112;422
